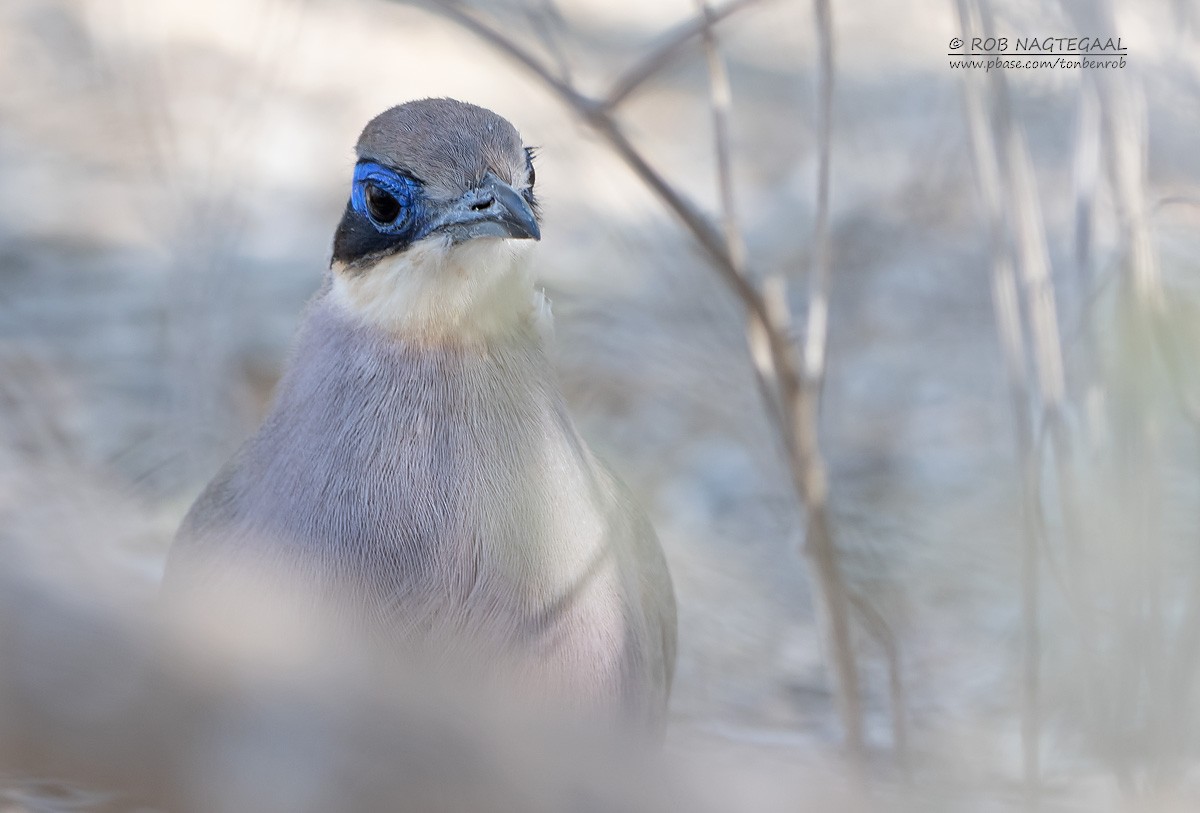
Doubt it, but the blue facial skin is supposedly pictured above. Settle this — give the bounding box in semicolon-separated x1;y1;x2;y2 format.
331;161;429;269
331;155;540;271
350;162;428;239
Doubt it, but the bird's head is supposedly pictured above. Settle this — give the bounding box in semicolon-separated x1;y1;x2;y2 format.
328;98;546;344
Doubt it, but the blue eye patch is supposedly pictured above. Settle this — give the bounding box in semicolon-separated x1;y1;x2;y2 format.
351;161;424;233
331;161;433;268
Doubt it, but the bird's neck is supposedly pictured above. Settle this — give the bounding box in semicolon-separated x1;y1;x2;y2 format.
327;238;551;347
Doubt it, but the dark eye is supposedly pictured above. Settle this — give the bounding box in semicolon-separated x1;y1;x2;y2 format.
524;147;536;188
365;182;401;224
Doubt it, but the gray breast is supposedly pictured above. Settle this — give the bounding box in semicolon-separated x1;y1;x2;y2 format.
165;293;675;726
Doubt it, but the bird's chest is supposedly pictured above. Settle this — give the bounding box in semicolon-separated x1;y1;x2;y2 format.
237;338;633;688
328;403;629;690
287;381;617;632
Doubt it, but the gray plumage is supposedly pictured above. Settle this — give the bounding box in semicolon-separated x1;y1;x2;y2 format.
164;99;676;731
357;97;526;201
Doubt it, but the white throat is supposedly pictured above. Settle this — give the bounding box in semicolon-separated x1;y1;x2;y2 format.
329;237;551;345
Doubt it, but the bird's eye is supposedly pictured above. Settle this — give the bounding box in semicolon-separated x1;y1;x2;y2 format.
524;147;536;188
365;182;402;224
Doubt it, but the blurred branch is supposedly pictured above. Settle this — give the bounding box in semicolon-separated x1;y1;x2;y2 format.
419;2;584;105
795;0;865;762
1153;194;1200;212
404;0;867;760
525;0;574;85
696;2;746;288
1066;0;1190;785
603;0;775;111
848;591;909;775
1088;20;1180;775
955;0;1041;797
958;0;1169;795
1070;79;1101;402
694;1;785;443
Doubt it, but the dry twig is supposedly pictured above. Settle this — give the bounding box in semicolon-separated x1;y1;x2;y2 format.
796;0;865;760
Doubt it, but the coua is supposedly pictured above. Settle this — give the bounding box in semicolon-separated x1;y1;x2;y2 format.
164;98;676;732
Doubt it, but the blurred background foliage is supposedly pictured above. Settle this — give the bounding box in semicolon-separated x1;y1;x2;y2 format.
2;0;1200;809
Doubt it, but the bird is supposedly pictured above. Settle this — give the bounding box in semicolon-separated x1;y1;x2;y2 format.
163;98;676;732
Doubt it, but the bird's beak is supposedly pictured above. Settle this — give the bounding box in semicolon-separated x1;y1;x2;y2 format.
428;172;541;243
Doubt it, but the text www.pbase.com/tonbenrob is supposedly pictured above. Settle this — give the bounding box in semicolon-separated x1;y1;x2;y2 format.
946;36;1128;72
949;56;1127;72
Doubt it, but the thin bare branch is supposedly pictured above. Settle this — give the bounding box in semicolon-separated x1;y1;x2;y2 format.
525;0;574;86
1073;80;1101;313
802;0;834;397
694;0;785;436
418;1;585;107
603;0;775;111
1154;194;1200;211
587;113;771;323
791;0;864;762
1099;80;1163;311
849;591;910;776
696;2;744;276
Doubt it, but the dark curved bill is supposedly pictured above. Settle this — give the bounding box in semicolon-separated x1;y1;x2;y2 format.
428;172;541;243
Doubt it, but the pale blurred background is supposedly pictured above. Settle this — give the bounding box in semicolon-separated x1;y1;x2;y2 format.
3;0;1200;809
